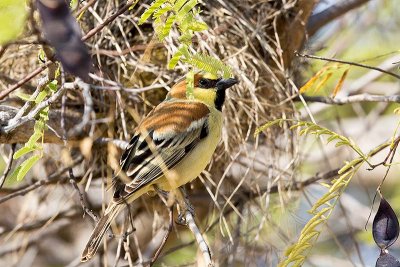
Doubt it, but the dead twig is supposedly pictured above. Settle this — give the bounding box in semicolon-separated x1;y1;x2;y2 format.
180;187;213;267
69;168;98;222
298;94;400;105
0;144;16;189
68;79;93;136
307;0;371;35
296;52;400;80
0;0;138;100
0;155;83;205
150;207;173;266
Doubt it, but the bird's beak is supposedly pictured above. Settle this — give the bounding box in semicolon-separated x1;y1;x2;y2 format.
216;78;238;90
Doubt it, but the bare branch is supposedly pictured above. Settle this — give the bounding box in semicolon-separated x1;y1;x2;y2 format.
0;144;16;189
0;105;83;144
69;168;98;222
296;52;400;80
180;188;213;267
0;0;138;100
150;208;173;266
307;0;371;36
298;94;400;105
67;80;93;136
0;156;83;205
0;208;81;236
3;83;69;133
0;61;52;100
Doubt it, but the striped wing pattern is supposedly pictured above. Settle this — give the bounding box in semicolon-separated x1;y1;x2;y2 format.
115;100;210;200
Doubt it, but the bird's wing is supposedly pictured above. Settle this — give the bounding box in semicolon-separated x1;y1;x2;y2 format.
114;100;210;200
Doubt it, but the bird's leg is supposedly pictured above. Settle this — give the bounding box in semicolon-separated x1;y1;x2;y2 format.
153;185;171;207
109;199;136;240
176;186;195;225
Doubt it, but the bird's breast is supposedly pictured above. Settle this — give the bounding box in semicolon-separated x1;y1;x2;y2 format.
157;109;223;191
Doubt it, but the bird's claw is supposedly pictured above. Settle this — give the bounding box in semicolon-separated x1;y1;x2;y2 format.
176;201;195;225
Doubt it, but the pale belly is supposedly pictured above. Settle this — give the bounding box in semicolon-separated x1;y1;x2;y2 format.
156;109;222;191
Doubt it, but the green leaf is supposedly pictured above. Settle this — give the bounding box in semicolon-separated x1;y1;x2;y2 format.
17;155;41;181
168;50;183;69
13;146;36;159
70;0;78;9
47;80;58;92
27;132;42;148
178;32;193;45
186;70;194;98
176;0;197;22
190;53;233;78
168;45;189;69
173;0;189;12
0;0;28;45
16;92;33;101
34;120;46;133
35;91;48;104
139;0;165;24
152;5;171;19
160;14;176;39
8;165;22;184
188;20;208;32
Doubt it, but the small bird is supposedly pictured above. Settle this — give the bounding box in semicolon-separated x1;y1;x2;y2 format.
81;73;238;262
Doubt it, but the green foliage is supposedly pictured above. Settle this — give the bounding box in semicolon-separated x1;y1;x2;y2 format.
11;80;58;182
0;0;28;45
256;119;368;162
139;0;233;94
185;70;194;98
256;119;370;266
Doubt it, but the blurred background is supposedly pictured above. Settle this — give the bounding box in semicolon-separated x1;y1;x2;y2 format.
1;0;400;266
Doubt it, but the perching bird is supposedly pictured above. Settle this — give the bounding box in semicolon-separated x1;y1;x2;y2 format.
81;73;238;262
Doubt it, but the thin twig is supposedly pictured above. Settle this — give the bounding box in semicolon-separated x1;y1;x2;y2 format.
180;187;213;267
82;0;138;42
296;52;400;80
307;0;370;35
68;79;93;136
298;94;400;105
0;144;16;189
150;207;174;266
0;61;52;100
0;156;83;205
0;207;81;236
9;77;48;122
69;168;98;221
3;82;70;133
0;1;138;100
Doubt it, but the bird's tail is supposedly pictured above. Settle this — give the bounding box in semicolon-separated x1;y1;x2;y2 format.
80;203;122;262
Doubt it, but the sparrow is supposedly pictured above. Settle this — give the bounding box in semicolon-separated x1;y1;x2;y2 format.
81;73;238;262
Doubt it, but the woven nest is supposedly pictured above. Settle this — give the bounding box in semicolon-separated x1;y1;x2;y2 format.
0;0;308;265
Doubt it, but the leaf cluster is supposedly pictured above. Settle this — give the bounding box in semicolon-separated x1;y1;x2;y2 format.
9;81;58;182
256;119;369;266
139;0;233;93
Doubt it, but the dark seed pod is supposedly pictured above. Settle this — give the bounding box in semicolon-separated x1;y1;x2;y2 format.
373;198;399;249
376;252;400;267
36;0;91;81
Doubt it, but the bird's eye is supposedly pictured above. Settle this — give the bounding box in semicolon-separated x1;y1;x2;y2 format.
198;78;209;88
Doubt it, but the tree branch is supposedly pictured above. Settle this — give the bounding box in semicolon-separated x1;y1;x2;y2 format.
0;0;137;100
296;52;400;80
0;156;83;205
307;0;371;36
0;105;83;144
298;94;400;105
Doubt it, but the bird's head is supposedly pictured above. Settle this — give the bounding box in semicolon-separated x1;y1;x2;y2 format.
168;73;238;110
